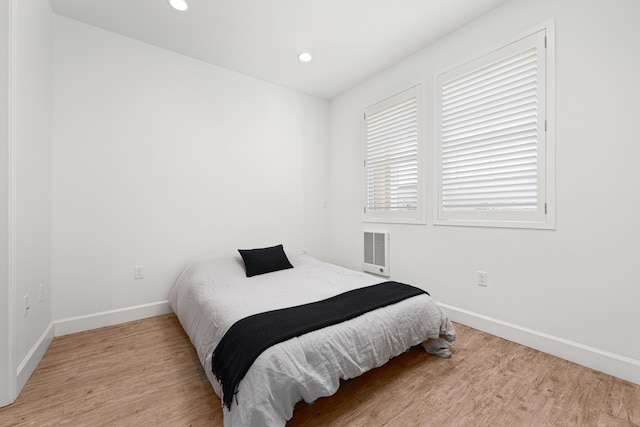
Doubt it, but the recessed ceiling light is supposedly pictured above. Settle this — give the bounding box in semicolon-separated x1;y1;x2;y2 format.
169;0;188;11
298;52;313;63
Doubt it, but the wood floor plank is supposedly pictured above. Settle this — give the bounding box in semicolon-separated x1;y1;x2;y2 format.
0;313;638;426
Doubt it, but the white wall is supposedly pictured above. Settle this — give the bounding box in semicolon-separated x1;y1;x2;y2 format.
329;0;640;383
52;16;330;327
15;0;53;375
1;0;53;406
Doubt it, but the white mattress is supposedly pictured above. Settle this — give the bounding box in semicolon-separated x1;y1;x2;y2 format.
168;248;456;426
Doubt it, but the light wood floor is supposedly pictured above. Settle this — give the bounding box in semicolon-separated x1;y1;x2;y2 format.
1;314;638;426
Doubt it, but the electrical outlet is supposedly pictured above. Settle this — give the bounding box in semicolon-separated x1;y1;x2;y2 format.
24;295;30;316
39;283;44;302
477;271;488;287
134;265;144;280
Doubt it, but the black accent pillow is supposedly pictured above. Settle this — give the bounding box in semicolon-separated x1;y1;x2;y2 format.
238;244;293;277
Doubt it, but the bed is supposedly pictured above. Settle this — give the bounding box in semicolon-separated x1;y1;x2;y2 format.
168;246;456;426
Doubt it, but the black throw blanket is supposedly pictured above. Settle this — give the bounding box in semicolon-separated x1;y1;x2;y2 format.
212;281;428;410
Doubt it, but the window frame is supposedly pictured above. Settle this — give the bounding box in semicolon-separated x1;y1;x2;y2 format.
363;84;426;224
433;23;555;230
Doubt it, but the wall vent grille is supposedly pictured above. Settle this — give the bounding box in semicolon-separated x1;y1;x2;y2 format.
363;231;389;277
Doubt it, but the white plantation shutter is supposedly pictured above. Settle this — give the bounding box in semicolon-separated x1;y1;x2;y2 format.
437;29;551;227
364;85;423;223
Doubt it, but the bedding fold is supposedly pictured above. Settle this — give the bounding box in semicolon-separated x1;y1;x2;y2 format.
212;281;427;410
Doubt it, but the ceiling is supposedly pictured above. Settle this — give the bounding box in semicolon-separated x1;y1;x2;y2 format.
49;0;509;100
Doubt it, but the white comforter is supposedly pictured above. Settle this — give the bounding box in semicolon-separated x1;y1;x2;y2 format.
168;248;456;427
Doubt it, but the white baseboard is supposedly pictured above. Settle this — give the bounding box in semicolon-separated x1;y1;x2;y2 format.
54;300;173;337
49;300;640;386
440;303;640;386
17;322;54;394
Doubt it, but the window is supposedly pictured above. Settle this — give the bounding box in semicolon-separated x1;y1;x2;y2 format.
364;85;424;223
435;26;554;229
